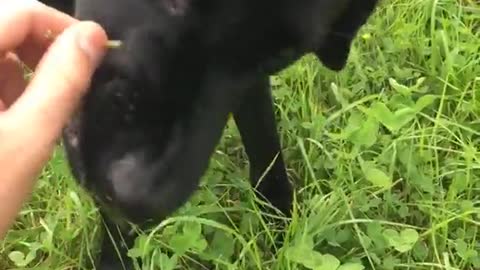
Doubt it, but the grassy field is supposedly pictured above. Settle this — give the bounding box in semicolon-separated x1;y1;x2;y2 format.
2;0;480;269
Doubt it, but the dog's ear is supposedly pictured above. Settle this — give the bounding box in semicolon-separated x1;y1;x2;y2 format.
315;0;379;71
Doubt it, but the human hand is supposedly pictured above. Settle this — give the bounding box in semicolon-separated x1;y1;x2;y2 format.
0;0;108;238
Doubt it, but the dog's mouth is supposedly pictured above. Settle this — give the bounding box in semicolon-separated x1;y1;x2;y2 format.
63;111;87;185
60;76;204;222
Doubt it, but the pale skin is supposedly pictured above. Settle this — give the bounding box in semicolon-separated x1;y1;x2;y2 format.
0;0;109;239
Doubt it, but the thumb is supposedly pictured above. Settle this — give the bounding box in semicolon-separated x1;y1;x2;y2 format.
7;21;108;139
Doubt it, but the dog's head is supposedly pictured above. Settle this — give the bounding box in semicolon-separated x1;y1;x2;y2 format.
62;0;379;223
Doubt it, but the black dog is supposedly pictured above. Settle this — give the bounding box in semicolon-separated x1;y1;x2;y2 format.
40;0;380;269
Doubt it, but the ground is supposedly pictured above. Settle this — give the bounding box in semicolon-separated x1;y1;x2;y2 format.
1;0;479;269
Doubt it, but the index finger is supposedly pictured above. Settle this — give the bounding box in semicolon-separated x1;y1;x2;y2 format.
0;0;78;68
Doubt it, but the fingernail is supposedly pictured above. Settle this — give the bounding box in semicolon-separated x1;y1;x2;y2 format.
77;22;107;67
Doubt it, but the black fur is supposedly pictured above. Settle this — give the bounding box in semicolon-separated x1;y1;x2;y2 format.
40;0;380;269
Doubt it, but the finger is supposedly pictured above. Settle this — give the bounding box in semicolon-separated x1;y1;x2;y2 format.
6;21;108;144
0;53;27;109
0;0;78;68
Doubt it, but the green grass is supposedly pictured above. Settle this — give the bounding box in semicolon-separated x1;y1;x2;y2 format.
2;0;480;269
